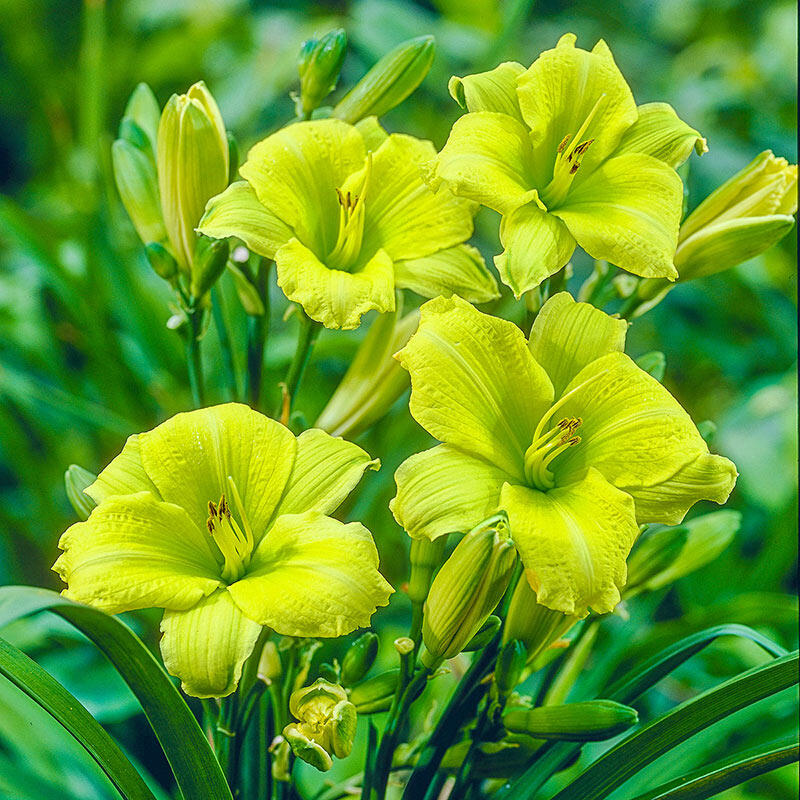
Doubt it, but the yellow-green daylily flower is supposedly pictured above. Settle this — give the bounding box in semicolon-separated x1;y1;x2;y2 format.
53;403;393;698
198;117;498;330
434;34;707;297
390;294;737;616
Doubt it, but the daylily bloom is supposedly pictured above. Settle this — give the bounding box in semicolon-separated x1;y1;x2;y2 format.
433;34;707;297
54;403;393;698
391;293;737;616
198;117;498;330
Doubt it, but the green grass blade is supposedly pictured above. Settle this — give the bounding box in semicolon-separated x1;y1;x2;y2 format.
0;635;157;800
549;651;798;800
498;623;789;799
0;586;233;800
627;737;798;800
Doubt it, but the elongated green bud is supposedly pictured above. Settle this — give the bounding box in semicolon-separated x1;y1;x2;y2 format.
503;700;638;741
157;81;229;278
284;679;357;772
644;510;741;591
191;235;229;298
332;35;435;123
145;241;179;282
348;668;399;714
112;139;167;247
405;535;447;606
495;639;527;696
121;82;160;154
296;29;347;118
635;351;666;382
624;525;689;598
463;615;501;652
503;575;578;662
316;303;419;438
257;641;282;684
340;632;378;686
421;513;516;667
64;465;97;520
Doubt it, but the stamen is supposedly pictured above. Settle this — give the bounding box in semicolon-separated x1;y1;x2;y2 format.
205;483;254;583
524;419;583;491
328;153;373;271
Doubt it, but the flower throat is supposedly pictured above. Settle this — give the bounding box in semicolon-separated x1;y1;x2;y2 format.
206;476;254;582
328;153;373;271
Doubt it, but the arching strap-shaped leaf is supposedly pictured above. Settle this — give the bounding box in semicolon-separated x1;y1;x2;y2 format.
0;635;157;800
0;586;233;800
548;651;798;800
628;737;798;800
498;624;790;800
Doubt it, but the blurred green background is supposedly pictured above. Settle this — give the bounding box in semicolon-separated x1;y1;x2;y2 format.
0;1;796;798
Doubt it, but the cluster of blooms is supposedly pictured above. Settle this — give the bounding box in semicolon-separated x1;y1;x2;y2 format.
57;30;795;776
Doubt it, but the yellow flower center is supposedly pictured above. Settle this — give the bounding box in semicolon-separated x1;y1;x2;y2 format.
206;476;254;583
328;153;373;271
524;417;582;490
540;94;605;208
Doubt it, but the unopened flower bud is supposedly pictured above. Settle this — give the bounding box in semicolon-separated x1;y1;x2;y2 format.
421;513;516;667
624;525;689;598
340;632;378;686
503;700;638;741
635;351;666;382
120;82;160;155
257;641;282;684
112;138;166;247
64;465;97;520
641;510;740;591
348;668;399;714
284;679;357;772
503;575;578;662
332;35;435;123
405;535;446;607
316;304;419;438
495;639;527;696
191;235;229;298
145;241;179;282
394;636;414;656
296;29;347;118
157;82;229;279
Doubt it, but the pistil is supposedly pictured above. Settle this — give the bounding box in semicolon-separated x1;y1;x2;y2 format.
524;417;582;490
328;153;373;271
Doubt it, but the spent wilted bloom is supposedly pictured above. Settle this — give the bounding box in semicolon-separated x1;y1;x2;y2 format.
391;293;737;616
54;403;393;698
432;34;707;297
198;117;498;330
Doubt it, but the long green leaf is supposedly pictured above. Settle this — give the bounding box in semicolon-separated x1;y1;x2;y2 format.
0;635;156;800
499;623;789;799
549;651;798;800
628;737;799;800
0;586;233;800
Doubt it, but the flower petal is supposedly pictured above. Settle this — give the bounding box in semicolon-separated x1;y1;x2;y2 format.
356;116;389;150
517;34;637;181
276;428;379;516
197;181;294;259
614;102;707;169
619;452;737;526
228;512;393;637
138;403;297;538
433;111;540;214
495;202;576;297
53;492;221;614
86;434;160;504
448;61;526;122
553;352;734;523
528;291;627;397
240;119;366;256
276;239;395;330
501;468;639;616
394;243;500;303
390;444;510;540
395;295;554;480
553;153;682;280
358;133;475;261
159;588;262;698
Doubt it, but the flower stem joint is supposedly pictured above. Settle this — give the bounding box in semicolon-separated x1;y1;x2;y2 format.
421;513;517;668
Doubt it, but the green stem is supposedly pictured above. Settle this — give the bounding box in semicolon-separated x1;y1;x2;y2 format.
618;292;641;320
186;299;206;407
246;260;271;409
278;311;321;418
211;287;239;401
